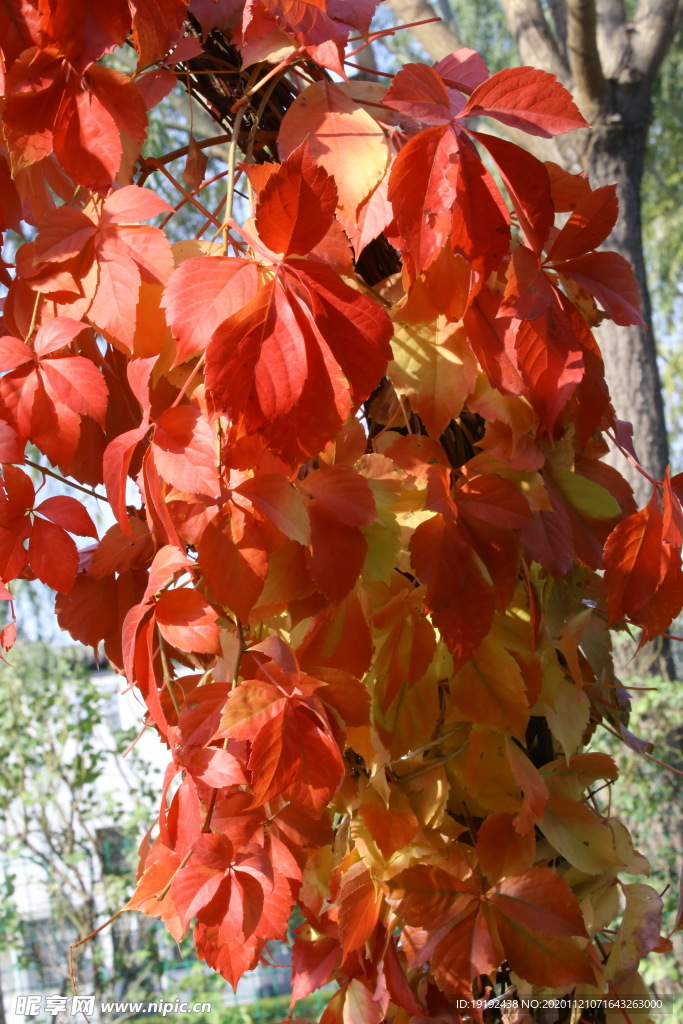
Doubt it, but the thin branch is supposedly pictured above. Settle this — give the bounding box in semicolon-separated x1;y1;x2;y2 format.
566;0;606;117
25;459;108;502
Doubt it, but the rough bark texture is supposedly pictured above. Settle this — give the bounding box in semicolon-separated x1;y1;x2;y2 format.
586;102;669;504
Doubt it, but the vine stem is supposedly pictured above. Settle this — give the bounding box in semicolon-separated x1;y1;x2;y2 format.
171;352;205;408
221;66;260;254
143;158;222;228
231;49;304;114
26;291;43;344
605;429;660;488
24;459;108;502
600;720;683;777
69;906;127;1020
155;849;192;901
346;15;441;45
158;635;182;717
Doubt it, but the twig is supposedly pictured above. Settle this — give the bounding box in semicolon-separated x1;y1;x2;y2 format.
25;459;108;502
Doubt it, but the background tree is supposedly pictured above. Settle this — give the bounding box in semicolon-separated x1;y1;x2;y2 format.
0;644;165;1015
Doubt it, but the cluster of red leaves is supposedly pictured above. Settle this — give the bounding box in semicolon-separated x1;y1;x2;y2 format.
1;1;682;1020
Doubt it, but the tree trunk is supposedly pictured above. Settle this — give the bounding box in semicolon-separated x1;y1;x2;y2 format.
585;86;669;508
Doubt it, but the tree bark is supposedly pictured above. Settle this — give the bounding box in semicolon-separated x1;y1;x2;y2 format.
585;92;670;506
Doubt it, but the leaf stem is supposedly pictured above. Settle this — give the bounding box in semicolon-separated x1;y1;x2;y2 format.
25;291;43;344
156;849;192;901
158;635;182;717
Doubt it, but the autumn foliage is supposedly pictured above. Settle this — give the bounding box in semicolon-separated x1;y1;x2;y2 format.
1;0;682;1019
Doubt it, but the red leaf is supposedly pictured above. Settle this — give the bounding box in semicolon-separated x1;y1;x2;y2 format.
144;544;191;600
410;513;495;664
197;507;272;623
0;336;34;372
247;703;301;804
178;683;231;750
184;746;246;788
0;420;25;462
663;468;683;546
557;251;644;326
152;406;220;498
461;289;523;397
388;125;458;275
236;474;311;545
88;255;141;350
605;498;683;643
433;48;489;95
338;860;381;956
155;588;220;654
306;502;367;603
41;357;109;426
383;63;456;125
292;930;341;1004
206;280;309;429
485;868;594;986
103;424;150;533
451;134;510;274
603;494;664;625
470;130;554;254
40;0;131;70
476;813;536;883
53;85;123;192
546;184;619;262
512;304;585;428
206;262;391;459
56;573;119;649
86;62;148;148
255;143;338;257
34;317;88;358
28;517;78;593
0;522;30;581
34;496;97;538
34;206;97;263
277;81;389;221
102;184;174;224
284;259;392;408
460;67;589;138
162;256;259;365
302;465;377;526
130;0;186;68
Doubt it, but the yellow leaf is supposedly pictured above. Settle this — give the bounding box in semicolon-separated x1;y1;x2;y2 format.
389;318;478;437
279;81;389;217
541;650;590;759
540;794;624;874
605;884;663;984
549;464;621;519
451;634;529;740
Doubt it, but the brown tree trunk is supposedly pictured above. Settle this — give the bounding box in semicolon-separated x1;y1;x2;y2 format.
585;88;669;508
